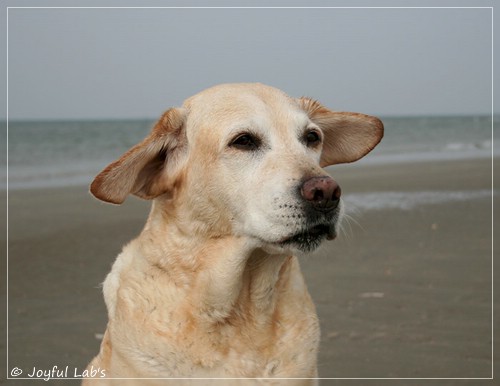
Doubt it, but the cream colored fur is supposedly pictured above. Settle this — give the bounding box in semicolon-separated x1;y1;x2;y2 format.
83;83;383;385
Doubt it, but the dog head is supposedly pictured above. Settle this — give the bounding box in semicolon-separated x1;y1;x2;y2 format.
91;83;383;253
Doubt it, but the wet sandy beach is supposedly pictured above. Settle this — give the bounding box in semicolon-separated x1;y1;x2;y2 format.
2;157;498;385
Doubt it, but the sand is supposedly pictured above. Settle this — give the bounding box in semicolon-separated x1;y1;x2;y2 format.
2;157;498;385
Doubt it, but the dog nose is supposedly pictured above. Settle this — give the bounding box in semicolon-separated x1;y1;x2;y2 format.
301;176;341;212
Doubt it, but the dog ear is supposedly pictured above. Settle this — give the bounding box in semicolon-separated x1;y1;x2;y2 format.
298;97;384;167
90;108;187;204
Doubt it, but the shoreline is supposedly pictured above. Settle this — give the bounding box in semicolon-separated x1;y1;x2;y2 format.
3;152;498;192
2;154;497;194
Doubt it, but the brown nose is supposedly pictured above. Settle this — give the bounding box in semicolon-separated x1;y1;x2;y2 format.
301;176;341;212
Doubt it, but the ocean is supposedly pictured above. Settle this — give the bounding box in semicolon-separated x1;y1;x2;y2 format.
3;115;498;192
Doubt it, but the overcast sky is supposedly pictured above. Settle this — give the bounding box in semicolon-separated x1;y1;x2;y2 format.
2;4;496;120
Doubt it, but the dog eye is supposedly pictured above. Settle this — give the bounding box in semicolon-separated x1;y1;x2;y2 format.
304;130;322;147
230;133;261;151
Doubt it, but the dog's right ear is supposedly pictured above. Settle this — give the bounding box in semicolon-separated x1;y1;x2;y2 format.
297;97;383;167
90;108;187;204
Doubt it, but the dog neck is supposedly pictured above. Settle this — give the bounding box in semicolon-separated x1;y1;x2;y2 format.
140;200;294;325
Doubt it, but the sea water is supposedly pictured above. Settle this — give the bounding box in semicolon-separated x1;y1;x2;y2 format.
3;115;498;191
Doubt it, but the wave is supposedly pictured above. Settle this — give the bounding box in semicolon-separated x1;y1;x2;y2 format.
358;146;496;166
444;140;492;152
344;190;493;212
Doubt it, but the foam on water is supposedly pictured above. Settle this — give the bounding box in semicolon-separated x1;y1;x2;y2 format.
344;190;493;212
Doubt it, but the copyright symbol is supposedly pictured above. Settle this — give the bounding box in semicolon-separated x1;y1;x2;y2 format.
10;367;22;377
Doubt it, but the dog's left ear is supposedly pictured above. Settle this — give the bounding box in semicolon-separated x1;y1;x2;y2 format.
90;108;187;204
298;97;384;167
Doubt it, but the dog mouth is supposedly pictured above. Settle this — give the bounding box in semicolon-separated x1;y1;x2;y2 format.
279;223;336;252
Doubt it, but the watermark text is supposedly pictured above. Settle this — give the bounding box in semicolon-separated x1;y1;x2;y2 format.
10;365;106;381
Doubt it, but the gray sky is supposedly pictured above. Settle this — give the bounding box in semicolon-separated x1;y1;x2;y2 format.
2;4;496;120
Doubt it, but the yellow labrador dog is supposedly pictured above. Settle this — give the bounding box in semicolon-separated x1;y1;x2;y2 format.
83;83;383;385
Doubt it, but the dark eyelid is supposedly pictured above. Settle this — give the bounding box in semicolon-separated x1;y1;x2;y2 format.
303;127;322;146
229;131;262;150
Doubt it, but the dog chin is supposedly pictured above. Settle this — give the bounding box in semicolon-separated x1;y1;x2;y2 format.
258;223;337;255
